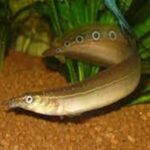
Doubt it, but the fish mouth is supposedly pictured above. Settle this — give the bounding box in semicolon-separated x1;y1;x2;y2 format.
5;98;20;108
0;98;19;109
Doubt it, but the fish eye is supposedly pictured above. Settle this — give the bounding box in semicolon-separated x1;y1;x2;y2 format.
64;41;71;47
75;35;84;44
25;95;33;104
108;30;117;40
92;31;101;40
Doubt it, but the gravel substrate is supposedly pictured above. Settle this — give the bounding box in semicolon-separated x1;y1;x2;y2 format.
0;51;149;150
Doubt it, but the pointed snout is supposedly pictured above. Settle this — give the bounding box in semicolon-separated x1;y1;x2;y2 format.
0;98;17;108
2;98;21;108
8;99;18;108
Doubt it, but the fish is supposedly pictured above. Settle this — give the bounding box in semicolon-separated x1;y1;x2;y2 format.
6;25;140;116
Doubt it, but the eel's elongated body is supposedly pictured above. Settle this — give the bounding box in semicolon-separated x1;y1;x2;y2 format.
8;25;141;116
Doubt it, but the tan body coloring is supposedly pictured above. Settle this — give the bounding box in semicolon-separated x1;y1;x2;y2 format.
8;25;141;116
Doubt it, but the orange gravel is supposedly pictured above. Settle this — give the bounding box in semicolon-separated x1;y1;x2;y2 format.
0;51;149;150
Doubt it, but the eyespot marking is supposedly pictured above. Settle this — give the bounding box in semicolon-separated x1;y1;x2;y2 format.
75;35;84;44
25;95;33;104
64;41;71;47
55;48;62;52
108;30;117;40
92;31;101;41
